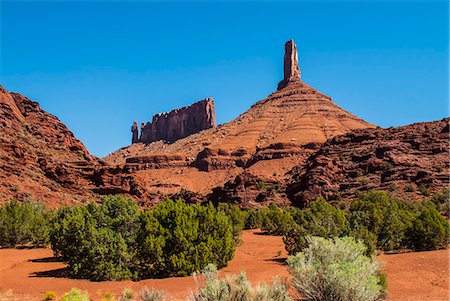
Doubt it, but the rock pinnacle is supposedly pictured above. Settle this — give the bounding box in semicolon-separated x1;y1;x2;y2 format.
277;39;301;90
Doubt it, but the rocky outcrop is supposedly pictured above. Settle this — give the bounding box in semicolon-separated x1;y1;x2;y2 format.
277;39;301;90
0;85;101;204
135;98;216;144
286;118;450;207
208;172;289;207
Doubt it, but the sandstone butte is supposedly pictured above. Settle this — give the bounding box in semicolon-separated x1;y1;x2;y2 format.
0;40;448;207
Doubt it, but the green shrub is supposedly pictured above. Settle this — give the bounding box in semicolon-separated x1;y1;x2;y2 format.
60;288;90;301
406;204;449;251
418;184;430;196
347;191;414;251
348;225;377;256
430;189;449;214
260;203;295;235
50;196;140;280
217;203;247;242
287;236;386;301
0;199;53;247
284;198;348;254
189;263;291;301
138;200;235;277
244;209;264;229
405;185;415;192
388;184;398;192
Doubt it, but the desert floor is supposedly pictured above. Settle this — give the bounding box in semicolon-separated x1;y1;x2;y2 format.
0;229;448;301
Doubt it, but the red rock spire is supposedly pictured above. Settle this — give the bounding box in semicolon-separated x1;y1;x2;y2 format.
277;39;301;90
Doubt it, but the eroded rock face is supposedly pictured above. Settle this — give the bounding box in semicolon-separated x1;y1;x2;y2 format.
287;118;450;207
277;39;301;90
135;98;216;144
208;171;289;208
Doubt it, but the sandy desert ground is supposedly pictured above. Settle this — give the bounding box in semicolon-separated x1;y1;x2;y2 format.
0;230;448;301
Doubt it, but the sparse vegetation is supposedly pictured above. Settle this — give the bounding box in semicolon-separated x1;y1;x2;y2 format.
119;288;135;301
139;287;166;301
189;264;291;301
418;184;430;196
405;185;415;192
60;288;90;301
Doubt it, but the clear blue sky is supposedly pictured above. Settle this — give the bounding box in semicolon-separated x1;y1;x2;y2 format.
1;1;448;157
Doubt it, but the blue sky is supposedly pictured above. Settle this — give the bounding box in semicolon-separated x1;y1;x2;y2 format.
1;1;448;157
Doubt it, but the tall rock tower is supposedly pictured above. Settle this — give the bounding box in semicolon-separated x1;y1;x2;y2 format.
277;39;301;90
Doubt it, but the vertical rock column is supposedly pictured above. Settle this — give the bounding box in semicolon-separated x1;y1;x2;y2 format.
277;39;301;90
131;121;139;144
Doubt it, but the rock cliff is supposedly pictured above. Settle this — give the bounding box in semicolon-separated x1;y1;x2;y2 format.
134;97;216;144
287;118;450;207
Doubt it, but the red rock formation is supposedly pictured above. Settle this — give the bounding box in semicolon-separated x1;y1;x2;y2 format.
131;121;139;144
277;39;301;90
286;118;450;207
104;40;375;204
135;97;216;144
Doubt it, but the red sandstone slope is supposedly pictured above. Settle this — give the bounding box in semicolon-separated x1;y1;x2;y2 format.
103;40;374;199
0;85;101;205
286;118;450;207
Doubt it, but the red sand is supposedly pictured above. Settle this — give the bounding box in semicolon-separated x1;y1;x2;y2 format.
0;230;448;300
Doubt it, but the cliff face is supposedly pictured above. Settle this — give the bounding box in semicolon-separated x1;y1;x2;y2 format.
133;98;216;144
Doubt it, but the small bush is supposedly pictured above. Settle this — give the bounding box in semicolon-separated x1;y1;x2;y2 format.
388;184;397;192
430;189;449;215
189;263;291;301
418;184;430;196
43;291;57;300
287;236;386;301
60;288;90;301
405;185;415;192
101;291;116;301
119;288;135;301
406;204;449;251
140;287;166;301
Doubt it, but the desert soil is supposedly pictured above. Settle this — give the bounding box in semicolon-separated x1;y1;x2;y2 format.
0;230;448;301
